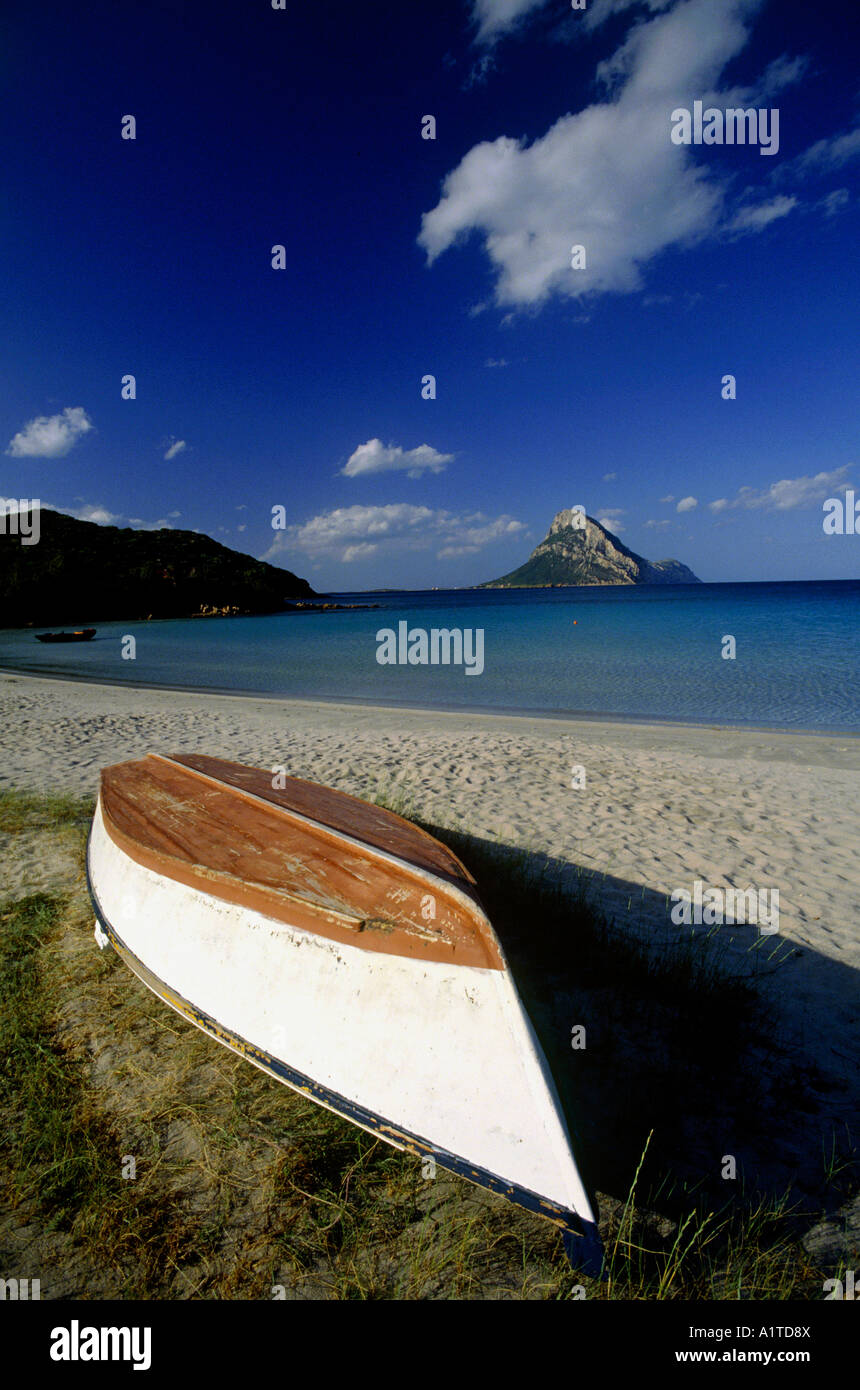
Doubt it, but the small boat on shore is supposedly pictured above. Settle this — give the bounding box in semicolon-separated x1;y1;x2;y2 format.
35;628;96;643
86;752;602;1271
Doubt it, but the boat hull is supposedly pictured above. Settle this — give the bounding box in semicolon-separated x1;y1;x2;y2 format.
87;763;602;1272
35;628;96;643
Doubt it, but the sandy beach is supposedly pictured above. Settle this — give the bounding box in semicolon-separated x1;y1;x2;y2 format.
2;670;858;1211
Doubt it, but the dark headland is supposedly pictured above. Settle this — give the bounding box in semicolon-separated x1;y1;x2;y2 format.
0;509;316;627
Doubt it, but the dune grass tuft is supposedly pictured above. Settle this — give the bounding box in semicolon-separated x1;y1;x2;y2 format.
0;788;93;835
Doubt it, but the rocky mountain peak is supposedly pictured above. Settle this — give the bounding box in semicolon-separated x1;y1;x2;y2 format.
482;510;701;587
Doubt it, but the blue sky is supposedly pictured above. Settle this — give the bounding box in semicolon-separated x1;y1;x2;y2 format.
2;0;857;588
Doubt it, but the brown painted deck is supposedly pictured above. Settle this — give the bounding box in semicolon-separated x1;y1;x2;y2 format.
167;752;477;887
100;754;504;970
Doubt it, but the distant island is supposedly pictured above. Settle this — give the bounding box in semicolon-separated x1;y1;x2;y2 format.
482;509;701;587
0;509;315;627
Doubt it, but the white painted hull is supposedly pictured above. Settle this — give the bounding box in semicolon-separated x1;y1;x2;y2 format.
88;792;600;1269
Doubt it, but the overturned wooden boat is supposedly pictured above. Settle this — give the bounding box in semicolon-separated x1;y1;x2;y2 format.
87;753;601;1272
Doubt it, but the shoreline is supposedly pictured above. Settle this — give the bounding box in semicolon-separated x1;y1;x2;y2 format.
1;665;857;745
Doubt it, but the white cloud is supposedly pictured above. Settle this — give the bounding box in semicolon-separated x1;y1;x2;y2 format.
341;438;454;479
342;541;380;562
676;496;697;512
437;514;528;557
69;503;123;525
797;125;860;171
6;407;93;459
709;467;854;513
485;357;509;368
749;53;809;99
596;507;626;532
420;0;809;310
602;471;617;481
164;438;187;460
34;501;178;530
645;518;671;528
471;0;549;44
584;0;674;31
263;503;525;564
271;505;437;559
727;195;797;235
465;52;498;87
818;189;850;217
660;493;675;503
78;505;177;529
473;0;675;43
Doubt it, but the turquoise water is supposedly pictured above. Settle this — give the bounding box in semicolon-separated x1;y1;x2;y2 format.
1;581;857;731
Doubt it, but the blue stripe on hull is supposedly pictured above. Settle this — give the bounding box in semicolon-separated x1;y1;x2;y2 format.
86;832;603;1277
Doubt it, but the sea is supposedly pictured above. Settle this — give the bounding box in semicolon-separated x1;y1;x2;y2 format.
1;580;857;733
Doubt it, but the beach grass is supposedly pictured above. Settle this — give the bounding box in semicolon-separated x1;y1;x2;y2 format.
0;786;92;835
0;787;849;1299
